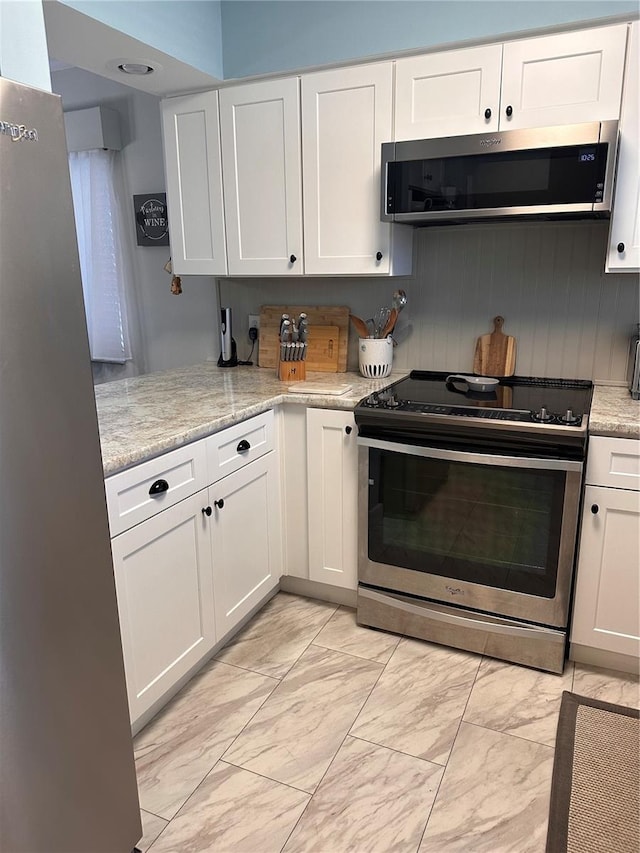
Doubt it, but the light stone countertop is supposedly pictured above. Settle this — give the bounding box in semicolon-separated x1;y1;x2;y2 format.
95;363;406;477
96;368;640;477
589;385;640;440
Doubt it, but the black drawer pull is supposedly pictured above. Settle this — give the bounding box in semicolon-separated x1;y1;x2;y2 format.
214;499;225;510
591;504;599;514
345;426;352;435
202;506;212;517
149;479;169;497
237;439;251;453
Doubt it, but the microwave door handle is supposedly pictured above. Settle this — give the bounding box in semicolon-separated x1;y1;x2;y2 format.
357;436;583;473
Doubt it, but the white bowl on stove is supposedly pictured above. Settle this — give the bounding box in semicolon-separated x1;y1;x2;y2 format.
446;374;500;393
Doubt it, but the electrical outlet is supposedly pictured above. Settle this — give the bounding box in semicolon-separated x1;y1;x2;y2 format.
248;314;260;330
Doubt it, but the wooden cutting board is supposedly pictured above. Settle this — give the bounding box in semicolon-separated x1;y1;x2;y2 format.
259;305;349;372
473;316;516;377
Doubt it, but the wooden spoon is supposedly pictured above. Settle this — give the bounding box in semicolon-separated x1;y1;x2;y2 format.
349;314;370;338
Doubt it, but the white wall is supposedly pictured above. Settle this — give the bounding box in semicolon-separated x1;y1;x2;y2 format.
51;67;219;382
221;221;638;383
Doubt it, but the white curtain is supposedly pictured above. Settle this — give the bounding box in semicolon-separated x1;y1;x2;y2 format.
68;149;133;363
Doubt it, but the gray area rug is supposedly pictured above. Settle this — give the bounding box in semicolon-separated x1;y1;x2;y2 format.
546;690;640;853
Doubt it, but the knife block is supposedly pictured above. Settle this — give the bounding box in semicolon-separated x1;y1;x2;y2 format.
278;360;306;382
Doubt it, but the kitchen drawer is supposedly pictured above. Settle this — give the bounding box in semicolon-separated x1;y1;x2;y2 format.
206;410;274;482
586;436;640;491
105;440;208;536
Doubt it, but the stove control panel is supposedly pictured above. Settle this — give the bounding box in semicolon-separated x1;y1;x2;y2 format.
362;392;583;427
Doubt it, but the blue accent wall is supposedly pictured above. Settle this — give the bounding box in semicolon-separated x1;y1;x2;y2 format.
220;0;639;79
60;0;224;78
0;0;51;89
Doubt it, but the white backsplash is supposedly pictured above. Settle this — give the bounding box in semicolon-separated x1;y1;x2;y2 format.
221;220;639;383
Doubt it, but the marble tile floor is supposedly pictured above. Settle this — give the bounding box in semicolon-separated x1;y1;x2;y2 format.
136;592;640;853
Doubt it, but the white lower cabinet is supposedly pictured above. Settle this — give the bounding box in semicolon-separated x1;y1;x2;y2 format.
111;489;215;725
207;452;282;638
108;411;282;727
570;437;640;668
306;408;358;589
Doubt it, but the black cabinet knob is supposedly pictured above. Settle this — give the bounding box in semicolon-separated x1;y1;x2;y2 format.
617;242;625;253
591;504;599;514
202;506;212;517
290;254;297;264
484;107;492;119
376;251;383;261
149;478;169;496
214;499;225;509
237;439;251;453
505;105;513;117
345;425;352;435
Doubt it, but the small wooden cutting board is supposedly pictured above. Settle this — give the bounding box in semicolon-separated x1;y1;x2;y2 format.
473;316;516;377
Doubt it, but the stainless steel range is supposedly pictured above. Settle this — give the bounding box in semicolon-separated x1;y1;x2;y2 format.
355;371;593;673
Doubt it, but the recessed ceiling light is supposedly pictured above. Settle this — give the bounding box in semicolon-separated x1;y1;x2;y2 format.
118;62;154;75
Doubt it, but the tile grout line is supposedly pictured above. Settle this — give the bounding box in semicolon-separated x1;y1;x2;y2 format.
414;650;484;852
277;636;394;852
175;596;339;814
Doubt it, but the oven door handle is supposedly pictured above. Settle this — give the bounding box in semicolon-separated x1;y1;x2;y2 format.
357;437;583;472
359;587;565;644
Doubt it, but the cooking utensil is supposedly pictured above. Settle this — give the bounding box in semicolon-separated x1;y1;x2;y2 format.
446;374;499;393
473;315;516;377
349;314;370;338
380;308;397;338
373;307;391;338
392;289;407;314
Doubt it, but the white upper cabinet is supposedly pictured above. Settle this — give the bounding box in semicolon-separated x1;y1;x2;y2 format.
607;21;640;273
395;24;628;140
219;78;304;276
395;44;503;139
161;91;227;276
501;24;628;130
302;63;412;276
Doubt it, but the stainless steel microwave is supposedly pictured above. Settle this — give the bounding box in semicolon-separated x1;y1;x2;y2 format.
381;121;619;225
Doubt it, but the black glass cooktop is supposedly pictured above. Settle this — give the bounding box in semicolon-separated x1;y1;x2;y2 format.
358;370;593;427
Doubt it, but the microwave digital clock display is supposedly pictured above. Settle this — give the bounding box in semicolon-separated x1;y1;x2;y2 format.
579;148;596;163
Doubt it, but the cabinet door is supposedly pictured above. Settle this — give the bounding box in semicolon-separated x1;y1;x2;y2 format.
571;485;640;659
306;409;358;589
501;24;627;130
394;44;502;139
161;91;227;275
112;491;215;724
607;21;640;273
208;452;282;638
220;78;303;276
301;63;410;275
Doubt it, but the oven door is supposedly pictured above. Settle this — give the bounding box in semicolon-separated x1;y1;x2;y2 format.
358;437;583;628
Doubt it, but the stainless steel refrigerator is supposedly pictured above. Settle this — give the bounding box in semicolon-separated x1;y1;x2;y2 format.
0;78;142;851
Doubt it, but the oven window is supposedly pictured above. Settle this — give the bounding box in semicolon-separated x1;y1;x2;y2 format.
367;449;566;597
